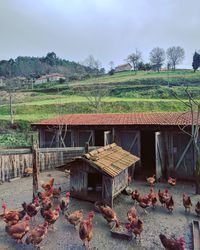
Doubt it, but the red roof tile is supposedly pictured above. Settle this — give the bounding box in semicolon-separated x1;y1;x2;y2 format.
32;112;199;126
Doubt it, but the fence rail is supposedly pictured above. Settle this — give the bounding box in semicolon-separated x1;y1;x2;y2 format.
0;146;98;182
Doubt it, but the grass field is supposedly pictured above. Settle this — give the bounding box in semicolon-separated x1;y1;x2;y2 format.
0;69;200;126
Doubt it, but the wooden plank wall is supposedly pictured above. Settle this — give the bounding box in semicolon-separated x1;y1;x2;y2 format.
0;148;32;182
0;147;97;182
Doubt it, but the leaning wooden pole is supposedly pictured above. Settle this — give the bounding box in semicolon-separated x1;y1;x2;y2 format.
32;143;39;200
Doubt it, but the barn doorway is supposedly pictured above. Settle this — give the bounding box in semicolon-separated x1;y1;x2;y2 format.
140;131;156;177
87;172;102;200
94;130;111;146
94;130;104;146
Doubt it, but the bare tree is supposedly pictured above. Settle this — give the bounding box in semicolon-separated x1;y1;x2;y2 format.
149;47;165;72
108;61;114;70
166;46;185;70
79;83;108;113
172;87;200;193
127;49;142;73
82;55;102;76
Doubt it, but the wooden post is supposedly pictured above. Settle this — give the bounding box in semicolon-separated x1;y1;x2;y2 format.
32;143;39;199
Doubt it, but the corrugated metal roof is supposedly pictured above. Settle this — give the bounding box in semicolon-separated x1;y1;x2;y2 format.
83;143;140;177
32;112;200;126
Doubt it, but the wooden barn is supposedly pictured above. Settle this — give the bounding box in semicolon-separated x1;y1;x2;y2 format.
32;112;200;181
69;143;139;207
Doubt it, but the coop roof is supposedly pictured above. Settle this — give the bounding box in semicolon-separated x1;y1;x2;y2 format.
32;112;200;126
82;143;139;177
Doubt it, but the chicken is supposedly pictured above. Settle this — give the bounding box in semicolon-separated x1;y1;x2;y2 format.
127;206;137;222
195;201;200;216
159;234;186;250
22;198;40;220
41;178;54;191
5;216;30;243
128;175;132;184
138;196;152;214
52;187;62;200
40;197;52;219
182;193;192;212
2;202;26;226
158;189;171;206
165;196;174;213
43;206;60;228
60;192;70;214
65;208;83;228
126;219;144;241
99;205;120;227
38;187;54;201
168;177;176;187
79;211;95;248
23;167;33;177
148;188;157;208
146;175;156;186
25;221;49;249
131;189;140;204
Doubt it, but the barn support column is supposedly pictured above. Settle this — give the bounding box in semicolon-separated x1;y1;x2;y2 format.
39;129;45;148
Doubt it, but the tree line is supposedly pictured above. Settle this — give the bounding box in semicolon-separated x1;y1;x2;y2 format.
0;52;103;80
126;46;185;73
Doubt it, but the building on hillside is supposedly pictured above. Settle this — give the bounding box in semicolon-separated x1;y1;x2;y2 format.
34;73;65;85
32;112;200;181
115;63;132;72
69;143;139;207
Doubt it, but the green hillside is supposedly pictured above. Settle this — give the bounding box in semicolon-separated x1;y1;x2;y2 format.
0;69;200;129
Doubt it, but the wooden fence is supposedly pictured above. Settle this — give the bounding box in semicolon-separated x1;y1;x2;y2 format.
0;147;97;182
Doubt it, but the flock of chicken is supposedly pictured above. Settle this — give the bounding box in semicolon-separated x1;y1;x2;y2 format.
1;175;200;249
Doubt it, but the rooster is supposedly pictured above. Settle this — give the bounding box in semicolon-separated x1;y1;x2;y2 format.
146;175;156;186
65;208;83;229
41;178;54;191
79;211;95;248
2;202;26;226
5;216;30;243
126;219;144;241
60;192;70;214
182;193;192;212
25;221;49;249
195;201;200;216
99;205;120;228
168;177;176;187
127;206;137;222
159;233;186;250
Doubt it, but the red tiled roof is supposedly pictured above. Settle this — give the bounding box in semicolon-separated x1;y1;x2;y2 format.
32;112;199;126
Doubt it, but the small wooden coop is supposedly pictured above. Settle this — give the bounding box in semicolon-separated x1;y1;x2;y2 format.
69;143;140;207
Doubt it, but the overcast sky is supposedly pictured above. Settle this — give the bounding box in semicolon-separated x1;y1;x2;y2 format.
0;0;200;69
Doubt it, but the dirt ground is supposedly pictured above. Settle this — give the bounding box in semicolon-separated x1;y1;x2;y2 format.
0;170;199;250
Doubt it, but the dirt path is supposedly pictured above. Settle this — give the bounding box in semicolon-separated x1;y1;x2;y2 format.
0;170;198;249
